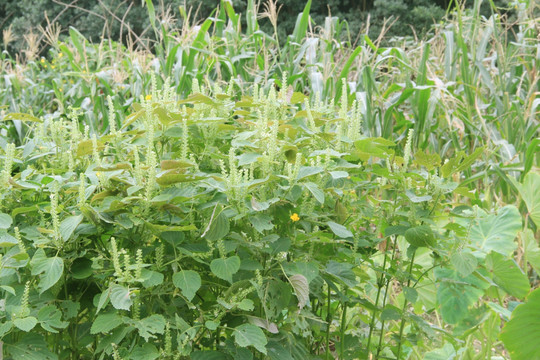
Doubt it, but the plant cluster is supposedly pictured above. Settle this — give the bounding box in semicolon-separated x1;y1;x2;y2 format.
0;0;538;359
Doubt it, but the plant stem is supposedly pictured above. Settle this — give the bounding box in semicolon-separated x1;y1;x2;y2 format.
366;248;388;357
340;297;348;359
396;250;416;359
326;286;332;359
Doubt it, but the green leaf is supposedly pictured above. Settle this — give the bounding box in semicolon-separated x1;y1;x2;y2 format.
234;324;268;354
485;251;530;299
14;317;37;332
424;344;456;360
0;231;18;247
156;173;205;186
202;210;229;241
0;213;13;229
327;221;353;238
70;257;93;279
435;268;487;324
469;205;521;256
514;172;540;227
381;305;402;321
59;215;83;242
30;249;64;294
6;333;58;360
325;261;357;287
288;274;309;309
173;270;201;302
136;314;166;341
249;214;274;233
109;284;132;310
90;313;123;334
414;150;441;171
141;269;164;288
404;225;435;248
450;250;477;277
37;305;68;333
131;343;160;360
500;287;540;360
211;256;240;283
304;182;325;204
296;166;323;180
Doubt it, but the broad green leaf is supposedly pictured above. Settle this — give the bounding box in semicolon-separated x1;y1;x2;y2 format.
296;166;323;180
210;256;240;283
156;173;205;186
234;324;267;354
238;153;262;166
70;257;93;279
0;213;13;229
0;231;18;247
14;317;37;332
109;284;132;310
304;182;325;204
90;313;123;334
173;270;201;302
450;250;477;277
435;268;488;324
288;274;309;309
514;172;540;226
405;190;432;203
485;251;530;299
325;261;357;287
381;305;402;321
202;210;229;241
500;287;540;360
327;221;353;238
37;305;68;333
30;249;64;294
135;314;166;341
414;150;441;171
249;214;274;233
424;343;456;360
131;343;159;360
141;269;164;288
469;205;521;256
59;215;83;242
405;225;435;248
6;333;58;360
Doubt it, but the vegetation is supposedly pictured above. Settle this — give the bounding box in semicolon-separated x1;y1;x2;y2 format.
0;0;538;359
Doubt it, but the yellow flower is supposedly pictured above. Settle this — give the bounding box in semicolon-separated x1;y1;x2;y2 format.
40;58;45;63
290;213;300;222
51;65;55;69
145;94;152;101
58;52;63;58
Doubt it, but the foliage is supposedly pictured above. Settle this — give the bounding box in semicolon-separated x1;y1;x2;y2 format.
0;0;538;359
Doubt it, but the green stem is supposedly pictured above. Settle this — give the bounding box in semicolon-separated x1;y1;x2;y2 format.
326;286;332;359
366;248;388;357
396;250;416;359
340;297;348;359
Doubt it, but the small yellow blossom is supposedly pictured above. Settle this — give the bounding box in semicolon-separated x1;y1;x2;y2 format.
145;94;152;101
51;65;55;69
290;213;300;222
58;52;63;58
40;58;45;63
96;172;101;177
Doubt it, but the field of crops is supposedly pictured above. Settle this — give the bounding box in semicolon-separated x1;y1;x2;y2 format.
0;0;538;359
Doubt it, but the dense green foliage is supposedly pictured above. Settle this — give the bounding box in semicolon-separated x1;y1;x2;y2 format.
1;0;514;52
0;0;539;359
